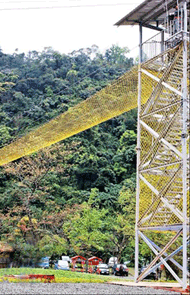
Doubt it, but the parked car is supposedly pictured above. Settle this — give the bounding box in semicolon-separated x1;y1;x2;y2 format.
37;257;50;269
54;260;69;270
95;263;109;275
139;266;158;280
113;264;129;276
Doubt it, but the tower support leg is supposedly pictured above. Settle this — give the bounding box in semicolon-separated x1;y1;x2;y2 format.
135;22;142;282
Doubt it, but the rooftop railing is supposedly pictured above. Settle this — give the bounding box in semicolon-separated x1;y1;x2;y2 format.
142;5;189;62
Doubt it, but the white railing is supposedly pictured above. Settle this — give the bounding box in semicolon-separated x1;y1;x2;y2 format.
142;32;164;62
164;5;184;36
141;5;189;62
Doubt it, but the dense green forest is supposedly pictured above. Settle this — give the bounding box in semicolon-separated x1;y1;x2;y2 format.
0;44;152;266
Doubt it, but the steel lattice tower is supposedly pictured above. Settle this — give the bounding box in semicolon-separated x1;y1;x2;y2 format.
115;0;189;290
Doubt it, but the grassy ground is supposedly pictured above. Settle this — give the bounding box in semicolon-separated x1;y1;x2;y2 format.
0;268;132;283
0;268;176;284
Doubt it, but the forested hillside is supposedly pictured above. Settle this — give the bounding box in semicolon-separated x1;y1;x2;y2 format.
0;44;144;265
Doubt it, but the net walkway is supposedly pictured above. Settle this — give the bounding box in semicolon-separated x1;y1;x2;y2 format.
0;66;138;166
0;54;178;166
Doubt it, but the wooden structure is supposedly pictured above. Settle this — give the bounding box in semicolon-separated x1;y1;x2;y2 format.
71;255;86;272
88;256;102;266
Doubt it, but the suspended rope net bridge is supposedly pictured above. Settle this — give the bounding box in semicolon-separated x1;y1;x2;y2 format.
0;43;189;169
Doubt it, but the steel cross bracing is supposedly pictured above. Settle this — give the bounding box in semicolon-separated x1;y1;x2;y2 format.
135;37;189;289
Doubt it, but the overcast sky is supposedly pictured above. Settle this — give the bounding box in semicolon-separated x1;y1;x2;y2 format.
0;0;156;58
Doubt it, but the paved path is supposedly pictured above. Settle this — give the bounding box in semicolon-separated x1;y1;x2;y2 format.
0;282;180;294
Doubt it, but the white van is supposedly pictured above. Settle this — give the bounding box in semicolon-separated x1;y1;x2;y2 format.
54;260;69;270
61;256;71;263
108;257;118;267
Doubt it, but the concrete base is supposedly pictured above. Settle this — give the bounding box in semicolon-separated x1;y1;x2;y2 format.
109;281;181;287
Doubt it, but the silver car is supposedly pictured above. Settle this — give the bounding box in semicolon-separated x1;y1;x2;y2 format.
96;263;109;275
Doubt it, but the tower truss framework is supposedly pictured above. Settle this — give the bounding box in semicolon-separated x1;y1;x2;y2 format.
135;35;189;289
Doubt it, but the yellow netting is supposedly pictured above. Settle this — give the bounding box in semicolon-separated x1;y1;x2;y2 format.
138;43;190;226
0;65;142;166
